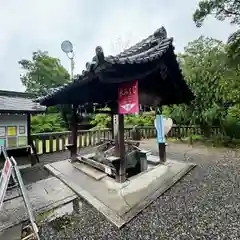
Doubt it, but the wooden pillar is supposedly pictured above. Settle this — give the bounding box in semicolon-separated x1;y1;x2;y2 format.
158;141;166;163
26;113;31;146
70;105;78;161
26;113;32;165
27;113;39;165
118;114;126;183
111;112;115;139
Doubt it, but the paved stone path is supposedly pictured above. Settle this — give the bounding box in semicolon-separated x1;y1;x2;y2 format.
0;177;76;232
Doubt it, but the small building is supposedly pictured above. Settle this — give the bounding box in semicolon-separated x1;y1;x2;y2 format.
0;90;46;151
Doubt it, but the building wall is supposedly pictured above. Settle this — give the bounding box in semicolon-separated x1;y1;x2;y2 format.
0;114;27;127
0;113;28;149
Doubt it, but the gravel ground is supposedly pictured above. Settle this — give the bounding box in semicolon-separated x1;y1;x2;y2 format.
38;143;240;240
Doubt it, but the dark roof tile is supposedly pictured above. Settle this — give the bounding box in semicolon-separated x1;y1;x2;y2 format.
0;90;46;112
35;27;178;104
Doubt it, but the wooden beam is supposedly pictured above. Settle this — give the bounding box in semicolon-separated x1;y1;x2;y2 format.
95;110;113;114
26;113;31;146
78;155;116;176
111;112;114;139
27;113;39;166
158;143;166;163
70;105;78;161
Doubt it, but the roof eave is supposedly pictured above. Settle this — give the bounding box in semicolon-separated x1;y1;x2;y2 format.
0;109;46;114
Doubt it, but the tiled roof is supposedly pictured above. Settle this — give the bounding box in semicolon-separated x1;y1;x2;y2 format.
0;90;46;113
36;27;174;104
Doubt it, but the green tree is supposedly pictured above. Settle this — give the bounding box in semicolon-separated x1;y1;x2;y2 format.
19;51;74;132
193;0;240;67
227;29;240;65
19;50;70;96
193;0;240;27
166;36;239;138
180;37;227;125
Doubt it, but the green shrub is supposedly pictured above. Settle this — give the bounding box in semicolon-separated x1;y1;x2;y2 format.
91;111;155;129
31;113;66;133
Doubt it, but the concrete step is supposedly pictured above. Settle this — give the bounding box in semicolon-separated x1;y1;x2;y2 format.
72;162;107;181
147;154;160;165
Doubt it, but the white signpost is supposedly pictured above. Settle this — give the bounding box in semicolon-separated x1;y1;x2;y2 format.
0;146;40;240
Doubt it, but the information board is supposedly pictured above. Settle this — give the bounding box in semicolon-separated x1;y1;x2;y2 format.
7;126;17;136
0;139;4;146
0;125;28;149
0;113;29;149
0;139;4;154
7;137;17;148
19;126;26;134
0;127;6;137
18;136;27;146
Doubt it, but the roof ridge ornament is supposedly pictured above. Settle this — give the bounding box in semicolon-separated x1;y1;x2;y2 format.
95;46;105;64
86;62;94;72
153;27;167;40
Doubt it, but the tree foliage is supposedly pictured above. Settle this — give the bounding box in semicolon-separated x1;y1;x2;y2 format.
193;0;240;27
19;51;74;131
31;113;66;133
90;113;112;129
91;112;155;129
163;36;240;138
180;37;227;125
227;29;240;64
19;50;70;96
193;0;240;68
125;112;155;127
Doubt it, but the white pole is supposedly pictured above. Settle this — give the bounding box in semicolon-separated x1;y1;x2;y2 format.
70;56;74;81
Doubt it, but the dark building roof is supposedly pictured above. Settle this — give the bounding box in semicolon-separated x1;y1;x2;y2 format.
36;27;194;108
0;90;46;113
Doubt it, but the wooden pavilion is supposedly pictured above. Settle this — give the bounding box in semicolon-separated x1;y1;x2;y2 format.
37;26;194;180
37;27;196;227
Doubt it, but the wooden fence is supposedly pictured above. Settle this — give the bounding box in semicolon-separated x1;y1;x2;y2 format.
31;125;221;155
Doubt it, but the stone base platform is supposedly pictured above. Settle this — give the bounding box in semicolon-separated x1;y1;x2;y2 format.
45;158;196;228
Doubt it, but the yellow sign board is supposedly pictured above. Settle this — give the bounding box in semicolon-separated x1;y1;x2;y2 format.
18;136;27;146
7;137;17;148
7;126;17;136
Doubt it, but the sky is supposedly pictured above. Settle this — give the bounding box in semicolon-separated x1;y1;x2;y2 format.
0;0;237;92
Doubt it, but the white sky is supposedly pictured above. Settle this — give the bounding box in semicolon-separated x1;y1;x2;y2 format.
0;0;237;91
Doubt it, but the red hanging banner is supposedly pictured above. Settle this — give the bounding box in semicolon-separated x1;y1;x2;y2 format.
118;80;139;114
